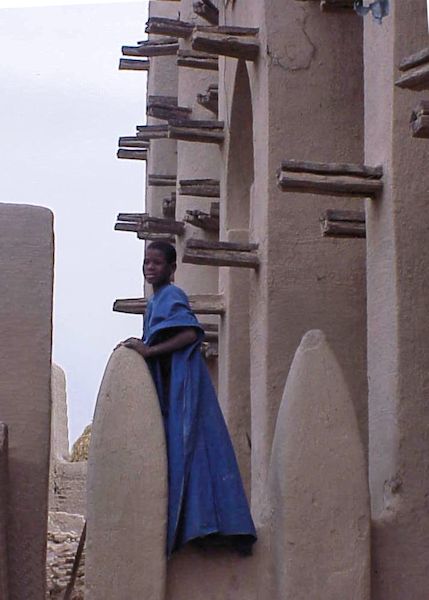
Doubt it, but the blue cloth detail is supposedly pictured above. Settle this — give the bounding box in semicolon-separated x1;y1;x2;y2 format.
143;284;257;556
354;0;389;23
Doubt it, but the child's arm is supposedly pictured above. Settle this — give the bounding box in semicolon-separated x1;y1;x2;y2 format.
120;327;199;358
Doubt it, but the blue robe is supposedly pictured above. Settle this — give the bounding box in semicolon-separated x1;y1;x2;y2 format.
143;283;257;556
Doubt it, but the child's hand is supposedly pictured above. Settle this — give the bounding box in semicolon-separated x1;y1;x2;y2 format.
117;337;152;358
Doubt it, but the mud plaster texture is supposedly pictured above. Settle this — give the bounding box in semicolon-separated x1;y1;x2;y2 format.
85;347;167;600
364;2;429;598
0;203;54;599
268;330;370;600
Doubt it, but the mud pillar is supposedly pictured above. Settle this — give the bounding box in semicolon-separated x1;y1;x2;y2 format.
0;203;54;599
268;331;370;600
364;3;429;598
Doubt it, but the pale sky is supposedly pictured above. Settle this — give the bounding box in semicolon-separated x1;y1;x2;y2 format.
0;2;149;443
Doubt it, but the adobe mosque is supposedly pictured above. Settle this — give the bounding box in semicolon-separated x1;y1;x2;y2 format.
1;0;429;598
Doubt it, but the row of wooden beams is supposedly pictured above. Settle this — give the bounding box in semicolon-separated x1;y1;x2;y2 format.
177;50;218;71
147;95;192;121
197;84;218;114
119;58;150;71
277;160;383;197
396;47;429;91
145;16;194;38
113;293;226;315
320;209;366;238
410;101;429;139
193;0;219;25
183;239;259;268
178;178;220;197
168;119;224;144
122;38;179;57
148;174;176;187
117;149;147;160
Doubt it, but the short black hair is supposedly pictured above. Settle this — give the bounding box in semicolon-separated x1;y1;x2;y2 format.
146;241;177;264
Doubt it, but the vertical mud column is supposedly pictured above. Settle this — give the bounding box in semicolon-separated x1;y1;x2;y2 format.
364;2;429;598
235;0;368;522
145;0;178;222
0;203;54;599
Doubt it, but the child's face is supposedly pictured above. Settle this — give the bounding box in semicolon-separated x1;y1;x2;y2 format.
143;248;175;288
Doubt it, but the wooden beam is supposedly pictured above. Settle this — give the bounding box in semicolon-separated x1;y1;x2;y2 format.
117;213;147;222
162;194;176;218
277;160;383;197
136;124;169;140
193;0;219;25
183;239;259;268
168;119;224;144
320;0;354;10
177;50;218;71
145;17;194;38
192;26;259;61
122;38;179;57
410;101;429;138
320;209;366;238
399;47;429;72
197;84;218;114
113;293;226;315
117;149;147;160
147;96;192;121
201;341;218;360
178;178;220;197
118;137;150;149
116;214;184;236
395;61;429;91
210;201;220;217
147;174;176;186
119;58;150;71
184;209;219;231
281;160;383;178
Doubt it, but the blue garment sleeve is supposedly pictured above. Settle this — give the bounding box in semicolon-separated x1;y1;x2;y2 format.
144;285;204;346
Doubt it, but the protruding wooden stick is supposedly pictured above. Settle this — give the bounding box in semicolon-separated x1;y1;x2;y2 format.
320;0;354;10
410;101;429;138
177;50;218;71
117;149;148;161
147;96;192;121
113;294;226;315
115;214;184;236
277;160;383;197
183;239;259;268
136;125;169;140
118;137;150;149
162;194;176;219
122;38;179;57
197;84;218;114
320;209;366;238
192;26;259;61
178;178;220;197
193;0;219;25
168;120;224;144
145;17;194;38
399;46;429;72
184;209;219;231
119;58;150;71
148;174;177;187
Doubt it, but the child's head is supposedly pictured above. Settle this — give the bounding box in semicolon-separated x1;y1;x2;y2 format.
143;241;177;289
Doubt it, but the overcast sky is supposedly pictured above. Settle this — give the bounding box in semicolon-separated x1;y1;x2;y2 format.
0;1;149;443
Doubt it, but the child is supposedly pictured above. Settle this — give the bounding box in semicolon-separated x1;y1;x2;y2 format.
120;241;257;557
